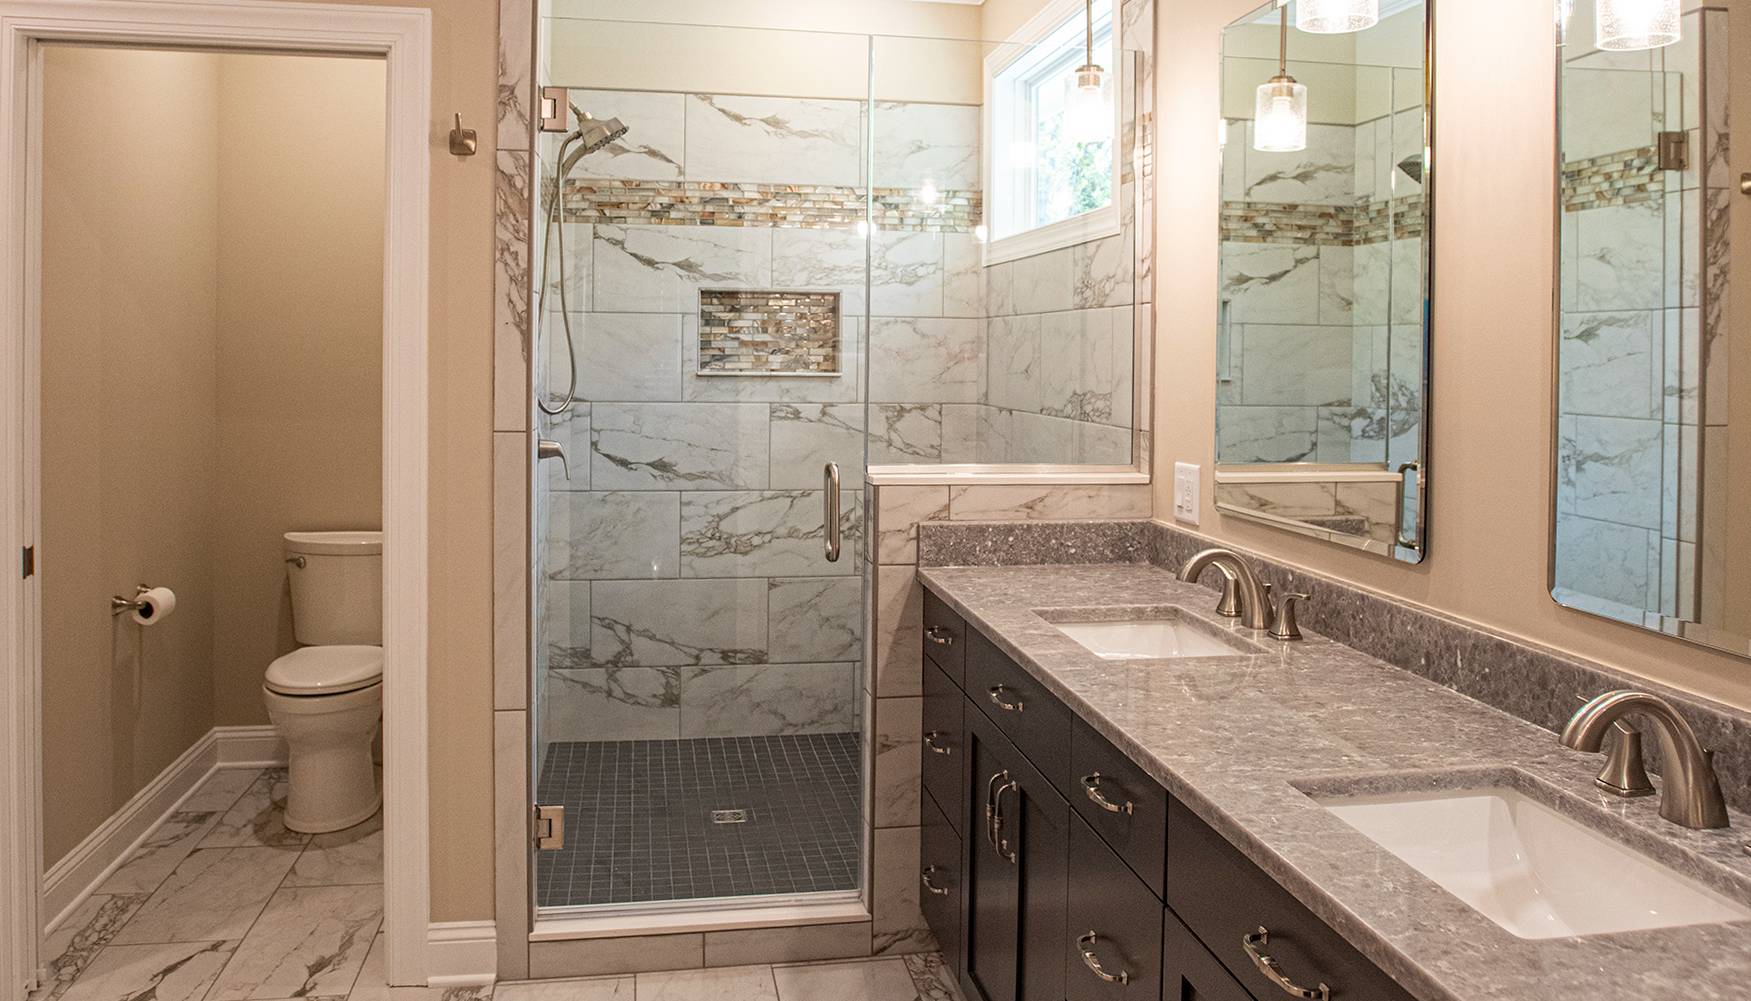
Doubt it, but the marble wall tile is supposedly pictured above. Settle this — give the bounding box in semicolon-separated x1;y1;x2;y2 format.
1010;248;1074;315
876;486;950;565
868;404;943;465
872;696;921;828
1350;240;1391;326
495;0;531;150
869;318;981;404
872;102;980;189
494;711;530;980
58;941;234;1001
1222;243;1320;324
769;577;863;663
1556;515;1657;609
1389;237;1424;325
904;952;959;1001
1220;120;1247;200
684;94;863;187
984;257;1015;317
1317;245;1353;324
1038;309;1124;423
946;484;1151;522
496;151;534;432
1218;405;1319;463
770;404;866;490
870;230;945;318
495;433;529;712
1213;479;1338;521
1561;310;1659;419
1561;65;1655;162
1575;201;1665;310
942;233;984;318
1006;410;1079;464
985;315;1042;414
770;228;869;315
592;224;772;313
528;933;703;978
591;403;769;490
874;565;923;699
546;491;680;579
871;827;933;955
575;313;684;402
589;578;767;667
679;662;855;737
683;317;861;405
1077;421;1135;465
542;578;592;673
940;403;984;463
569;91;686;180
1661;308;1701;424
1564;415;1663;528
678;490;861;578
96;811;214;895
543;666;682;740
112;847;298;944
1240;324;1354;407
207;884;381;1001
703;922;872;967
1071;233;1133;308
1242;123;1354;205
540;403;591;492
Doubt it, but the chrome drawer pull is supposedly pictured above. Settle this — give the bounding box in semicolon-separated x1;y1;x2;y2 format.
993;779;1019;863
926;626;954;646
984;770;1010;849
1077;931;1131;985
988;685;1025;712
924;731;952;755
1243;927;1330;1001
1081;773;1134;815
920;866;950;896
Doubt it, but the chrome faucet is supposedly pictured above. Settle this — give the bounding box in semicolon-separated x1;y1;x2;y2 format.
1563;691;1729;830
1178;548;1273;631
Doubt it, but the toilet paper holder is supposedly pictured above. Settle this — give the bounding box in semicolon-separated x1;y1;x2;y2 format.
110;584;156;616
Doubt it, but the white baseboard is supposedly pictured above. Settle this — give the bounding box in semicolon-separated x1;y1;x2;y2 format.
426;921;497;986
41;725;288;933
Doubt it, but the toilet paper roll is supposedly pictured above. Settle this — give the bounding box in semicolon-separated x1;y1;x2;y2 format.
132;587;176;626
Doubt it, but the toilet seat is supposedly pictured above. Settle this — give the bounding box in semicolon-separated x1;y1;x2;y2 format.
265;645;383;696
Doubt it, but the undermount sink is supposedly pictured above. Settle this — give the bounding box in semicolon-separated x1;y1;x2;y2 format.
1315;784;1751;939
1040;607;1256;660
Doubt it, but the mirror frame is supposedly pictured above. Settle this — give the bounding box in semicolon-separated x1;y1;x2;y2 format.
1211;0;1436;564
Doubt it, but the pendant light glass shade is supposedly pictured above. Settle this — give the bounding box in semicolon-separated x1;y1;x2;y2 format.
1253;76;1308;152
1065;65;1110;145
1596;0;1680;49
1296;0;1378;33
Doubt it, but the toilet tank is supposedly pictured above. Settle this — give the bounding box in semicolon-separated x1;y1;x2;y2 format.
284;531;383;646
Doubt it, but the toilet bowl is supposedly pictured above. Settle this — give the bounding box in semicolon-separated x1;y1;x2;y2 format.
264;531;384;834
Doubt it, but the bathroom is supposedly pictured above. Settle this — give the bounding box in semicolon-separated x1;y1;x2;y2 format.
1;0;1749;996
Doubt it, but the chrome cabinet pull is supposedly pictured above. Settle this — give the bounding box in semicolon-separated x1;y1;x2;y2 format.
822;462;842;562
1077;931;1131;985
984;770;1009;849
1081;773;1134;815
924;731;952;755
1243;928;1330;1001
926;625;954;646
920;866;950;896
993;778;1019;863
988;685;1024;712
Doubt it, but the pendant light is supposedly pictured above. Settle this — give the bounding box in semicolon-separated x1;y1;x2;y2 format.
1296;0;1378;33
1064;0;1109;144
1253;5;1308;153
1596;0;1680;50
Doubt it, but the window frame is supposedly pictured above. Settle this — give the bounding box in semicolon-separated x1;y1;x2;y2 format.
982;0;1123;266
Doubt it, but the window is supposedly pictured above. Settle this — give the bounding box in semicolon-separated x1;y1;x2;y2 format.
985;0;1120;263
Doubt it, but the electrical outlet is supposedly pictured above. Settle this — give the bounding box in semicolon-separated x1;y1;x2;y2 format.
1173;462;1200;525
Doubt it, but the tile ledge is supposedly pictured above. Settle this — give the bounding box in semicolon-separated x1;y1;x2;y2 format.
866;465;1149;487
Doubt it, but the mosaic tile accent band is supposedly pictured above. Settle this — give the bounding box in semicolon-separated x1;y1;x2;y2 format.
558;179;982;233
1220;193;1426;246
697;289;842;375
1560;145;1661;212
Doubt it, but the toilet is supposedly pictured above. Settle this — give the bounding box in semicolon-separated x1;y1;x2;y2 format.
263;530;383;833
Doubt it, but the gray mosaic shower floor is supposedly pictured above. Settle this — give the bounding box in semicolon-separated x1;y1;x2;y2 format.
535;733;862;908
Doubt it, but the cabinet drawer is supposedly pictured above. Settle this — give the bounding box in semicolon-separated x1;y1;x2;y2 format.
1066;814;1163;1001
1069;718;1168;900
965;628;1071;790
1167;800;1415;1001
923;589;966;684
1164;909;1256;1001
922;791;962;973
923;657;963;836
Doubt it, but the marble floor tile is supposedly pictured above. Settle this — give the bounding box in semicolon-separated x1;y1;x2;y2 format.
96;812;216;896
636;965;779;1001
495;978;631;1001
198;769;309;849
56;941;234;1001
36;894;150;997
110;846;299;945
772;958;919;1001
902;953;959;1001
180;769;264;813
207;884;382;1001
285;811;383;887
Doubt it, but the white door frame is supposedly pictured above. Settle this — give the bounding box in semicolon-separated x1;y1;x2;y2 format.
0;0;432;989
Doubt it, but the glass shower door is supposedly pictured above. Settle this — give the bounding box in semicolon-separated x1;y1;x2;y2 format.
529;18;871;913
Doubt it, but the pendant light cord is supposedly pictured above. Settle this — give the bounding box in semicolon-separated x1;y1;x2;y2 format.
1278;5;1288;75
1085;0;1095;66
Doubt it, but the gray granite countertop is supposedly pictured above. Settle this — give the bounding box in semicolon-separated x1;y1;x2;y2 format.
917;563;1751;1001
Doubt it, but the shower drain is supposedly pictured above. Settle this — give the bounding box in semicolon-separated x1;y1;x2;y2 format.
710;809;750;824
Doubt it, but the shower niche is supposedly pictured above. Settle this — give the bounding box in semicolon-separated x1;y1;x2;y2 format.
696;289;843;376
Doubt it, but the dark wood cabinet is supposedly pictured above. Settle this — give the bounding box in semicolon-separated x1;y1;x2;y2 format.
922;657;964;836
1065;813;1163;1001
923;589;967;682
921;789;963;974
1164;910;1257;1001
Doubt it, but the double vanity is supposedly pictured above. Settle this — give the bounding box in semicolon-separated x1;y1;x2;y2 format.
911;550;1751;1001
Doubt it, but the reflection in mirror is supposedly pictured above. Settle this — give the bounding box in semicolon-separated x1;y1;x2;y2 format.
1552;0;1746;657
1213;0;1430;563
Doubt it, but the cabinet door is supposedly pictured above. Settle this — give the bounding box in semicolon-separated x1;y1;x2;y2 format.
1164;911;1255;1001
963;705;1070;1001
921;791;963;975
1065;815;1162;1001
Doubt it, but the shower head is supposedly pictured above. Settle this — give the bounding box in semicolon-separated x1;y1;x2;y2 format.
1396;154;1424;184
556;102;629;174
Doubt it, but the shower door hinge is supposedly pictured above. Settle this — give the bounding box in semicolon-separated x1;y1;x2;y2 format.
534;804;565;850
1657;131;1689;172
539;87;569;133
20;545;33;579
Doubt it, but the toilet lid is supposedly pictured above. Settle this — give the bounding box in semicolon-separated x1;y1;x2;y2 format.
265;645;383;696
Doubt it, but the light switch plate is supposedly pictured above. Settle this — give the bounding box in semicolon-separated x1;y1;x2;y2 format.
1173;462;1200;525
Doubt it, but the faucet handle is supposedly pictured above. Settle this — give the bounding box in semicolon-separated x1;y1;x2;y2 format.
1267;592;1308;642
1573;695;1655;798
1214;566;1242;618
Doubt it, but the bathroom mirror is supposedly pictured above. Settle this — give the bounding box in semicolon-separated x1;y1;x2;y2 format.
1213;0;1432;563
1551;1;1748;657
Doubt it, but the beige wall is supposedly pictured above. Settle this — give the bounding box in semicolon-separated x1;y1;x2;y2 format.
210;54;386;726
1152;0;1751;710
39;46;223;864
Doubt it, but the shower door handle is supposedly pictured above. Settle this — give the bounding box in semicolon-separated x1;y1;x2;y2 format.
823;462;842;562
